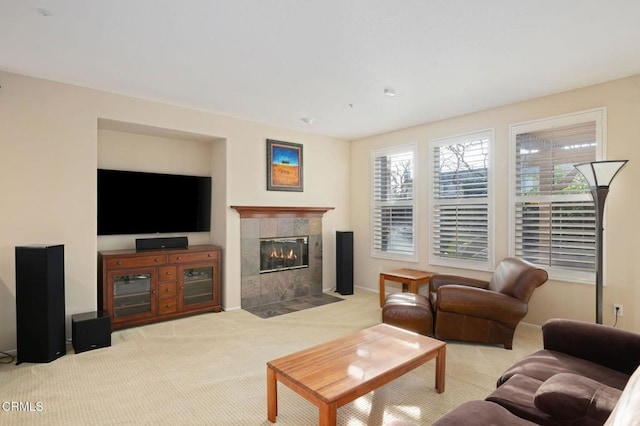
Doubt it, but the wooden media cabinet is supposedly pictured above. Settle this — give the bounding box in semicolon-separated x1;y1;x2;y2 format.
98;244;221;330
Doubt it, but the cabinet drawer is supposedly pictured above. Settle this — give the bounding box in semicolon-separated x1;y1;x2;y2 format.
159;299;177;315
158;266;177;282
159;282;177;298
107;255;167;269
169;251;218;264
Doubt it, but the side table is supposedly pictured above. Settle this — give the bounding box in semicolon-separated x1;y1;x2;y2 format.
379;268;434;307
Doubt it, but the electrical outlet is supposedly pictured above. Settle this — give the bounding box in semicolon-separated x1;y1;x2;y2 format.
613;304;624;317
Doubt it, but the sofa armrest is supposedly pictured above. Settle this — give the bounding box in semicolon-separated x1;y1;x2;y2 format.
436;285;527;323
534;373;621;423
543;319;640;375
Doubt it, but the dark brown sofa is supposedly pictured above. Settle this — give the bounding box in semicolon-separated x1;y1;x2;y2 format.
433;318;640;425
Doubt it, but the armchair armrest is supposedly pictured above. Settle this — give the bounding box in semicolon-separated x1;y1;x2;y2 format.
430;274;489;292
436;285;527;324
543;318;640;375
429;274;489;305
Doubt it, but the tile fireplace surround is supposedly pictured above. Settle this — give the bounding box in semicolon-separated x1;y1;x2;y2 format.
231;206;334;309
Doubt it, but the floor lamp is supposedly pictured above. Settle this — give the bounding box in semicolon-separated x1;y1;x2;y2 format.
574;160;628;324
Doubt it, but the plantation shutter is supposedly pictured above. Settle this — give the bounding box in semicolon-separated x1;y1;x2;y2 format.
514;121;596;272
430;131;491;267
371;146;416;260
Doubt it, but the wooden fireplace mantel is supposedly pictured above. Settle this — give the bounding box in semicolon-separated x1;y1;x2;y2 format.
230;206;334;218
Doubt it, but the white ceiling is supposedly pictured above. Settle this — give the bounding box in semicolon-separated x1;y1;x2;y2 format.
2;1;640;141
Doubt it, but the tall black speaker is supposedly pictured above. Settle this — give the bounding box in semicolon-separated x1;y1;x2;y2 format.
15;244;66;364
336;231;354;295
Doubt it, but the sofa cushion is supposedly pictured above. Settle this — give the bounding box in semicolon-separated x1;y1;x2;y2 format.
432;400;538;425
534;373;621;423
498;349;630;390
486;374;554;425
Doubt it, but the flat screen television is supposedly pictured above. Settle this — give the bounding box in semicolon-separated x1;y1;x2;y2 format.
98;169;212;235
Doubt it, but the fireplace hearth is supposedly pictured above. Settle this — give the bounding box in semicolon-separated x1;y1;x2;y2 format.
260;236;309;273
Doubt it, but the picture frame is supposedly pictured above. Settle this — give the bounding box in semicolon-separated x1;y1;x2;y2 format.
266;139;303;192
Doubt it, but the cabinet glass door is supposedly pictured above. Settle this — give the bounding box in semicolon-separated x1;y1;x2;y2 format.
183;266;214;306
113;273;152;317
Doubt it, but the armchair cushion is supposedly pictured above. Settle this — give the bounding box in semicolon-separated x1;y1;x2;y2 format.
534;373;621;423
436;285;527;323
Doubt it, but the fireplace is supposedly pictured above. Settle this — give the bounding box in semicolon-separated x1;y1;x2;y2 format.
260;236;309;273
232;206;334;309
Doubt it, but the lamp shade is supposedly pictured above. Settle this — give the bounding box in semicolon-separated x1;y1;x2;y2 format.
574;160;628;188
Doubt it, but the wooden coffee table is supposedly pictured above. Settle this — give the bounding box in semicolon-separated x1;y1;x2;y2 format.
266;323;446;425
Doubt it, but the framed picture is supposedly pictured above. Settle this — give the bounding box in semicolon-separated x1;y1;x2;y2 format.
266;139;303;192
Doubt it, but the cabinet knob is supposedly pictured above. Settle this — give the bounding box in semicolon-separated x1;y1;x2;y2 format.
166;271;171;275
165;304;171;308
177;256;182;260
207;253;212;257
154;258;160;263
117;261;122;265
165;287;171;292
152;290;156;294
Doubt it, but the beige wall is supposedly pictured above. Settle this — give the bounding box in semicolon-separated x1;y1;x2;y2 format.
0;71;350;352
351;74;640;331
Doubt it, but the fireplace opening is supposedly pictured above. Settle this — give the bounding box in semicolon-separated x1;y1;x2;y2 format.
260;236;309;273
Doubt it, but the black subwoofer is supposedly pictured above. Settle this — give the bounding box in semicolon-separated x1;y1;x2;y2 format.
336;231;354;295
72;311;111;353
15;244;66;364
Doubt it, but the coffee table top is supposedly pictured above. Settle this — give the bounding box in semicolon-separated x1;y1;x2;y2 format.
267;323;445;404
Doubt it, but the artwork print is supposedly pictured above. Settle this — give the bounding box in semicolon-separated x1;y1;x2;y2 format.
267;139;303;192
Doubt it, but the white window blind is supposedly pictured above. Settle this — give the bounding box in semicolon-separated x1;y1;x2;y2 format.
429;130;492;269
371;145;416;260
512;113;601;281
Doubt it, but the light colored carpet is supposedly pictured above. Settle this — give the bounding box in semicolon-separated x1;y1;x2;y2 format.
0;289;542;425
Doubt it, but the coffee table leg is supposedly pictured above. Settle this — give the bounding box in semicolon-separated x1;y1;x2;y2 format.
267;366;277;422
379;275;386;307
319;401;337;426
435;346;446;393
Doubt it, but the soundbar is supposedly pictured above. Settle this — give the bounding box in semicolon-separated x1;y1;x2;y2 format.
135;237;188;251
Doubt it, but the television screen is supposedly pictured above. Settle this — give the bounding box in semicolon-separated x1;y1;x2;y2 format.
98;169;211;235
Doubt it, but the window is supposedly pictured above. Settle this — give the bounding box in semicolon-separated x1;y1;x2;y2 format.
510;109;604;282
371;145;416;261
428;130;493;269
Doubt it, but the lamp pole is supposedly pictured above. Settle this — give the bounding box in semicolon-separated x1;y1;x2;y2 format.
574;160;628;325
592;186;608;325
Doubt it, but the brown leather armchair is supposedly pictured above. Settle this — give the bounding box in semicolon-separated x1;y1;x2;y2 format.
429;257;548;349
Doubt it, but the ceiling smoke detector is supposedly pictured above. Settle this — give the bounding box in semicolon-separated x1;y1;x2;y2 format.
301;117;315;124
384;87;396;97
37;8;53;17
